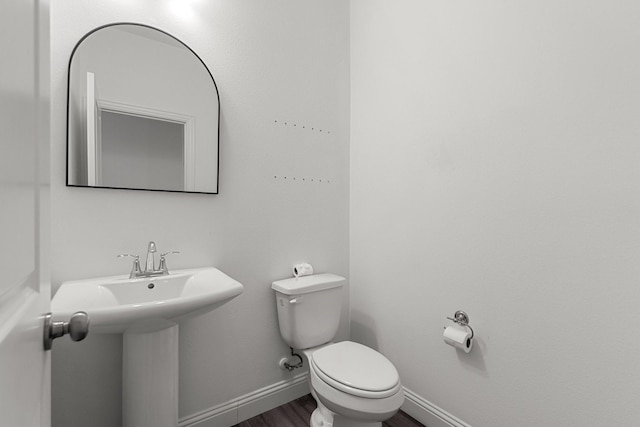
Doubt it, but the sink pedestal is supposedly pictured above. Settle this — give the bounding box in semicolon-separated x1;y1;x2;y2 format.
123;321;179;427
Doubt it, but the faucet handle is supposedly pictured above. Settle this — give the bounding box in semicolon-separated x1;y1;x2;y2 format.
158;251;180;274
117;254;142;278
160;251;180;257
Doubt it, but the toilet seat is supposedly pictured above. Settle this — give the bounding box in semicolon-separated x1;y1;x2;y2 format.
309;359;405;424
310;341;401;399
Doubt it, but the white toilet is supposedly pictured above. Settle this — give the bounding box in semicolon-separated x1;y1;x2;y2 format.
272;273;404;427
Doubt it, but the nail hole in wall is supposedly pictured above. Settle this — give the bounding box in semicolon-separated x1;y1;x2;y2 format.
273;119;333;135
272;175;332;184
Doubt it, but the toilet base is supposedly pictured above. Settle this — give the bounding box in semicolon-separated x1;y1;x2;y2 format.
309;391;382;427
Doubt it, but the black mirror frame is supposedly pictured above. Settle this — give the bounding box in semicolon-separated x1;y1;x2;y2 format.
65;22;221;195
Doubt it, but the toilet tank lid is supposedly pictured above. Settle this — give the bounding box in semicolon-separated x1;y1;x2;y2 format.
271;273;345;295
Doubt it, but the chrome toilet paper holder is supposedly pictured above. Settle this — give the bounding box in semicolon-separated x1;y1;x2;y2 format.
446;310;474;340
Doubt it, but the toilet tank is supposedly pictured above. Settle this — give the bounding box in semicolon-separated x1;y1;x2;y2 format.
271;274;345;350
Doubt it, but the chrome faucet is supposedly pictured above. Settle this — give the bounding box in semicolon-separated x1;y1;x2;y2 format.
118;241;180;278
117;254;142;279
145;241;157;272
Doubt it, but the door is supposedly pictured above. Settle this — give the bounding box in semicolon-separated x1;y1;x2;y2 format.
0;0;51;426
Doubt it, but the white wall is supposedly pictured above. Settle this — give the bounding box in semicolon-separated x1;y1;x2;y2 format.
351;1;640;426
51;1;349;426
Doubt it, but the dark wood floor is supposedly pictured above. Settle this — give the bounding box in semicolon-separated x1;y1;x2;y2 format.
233;394;424;427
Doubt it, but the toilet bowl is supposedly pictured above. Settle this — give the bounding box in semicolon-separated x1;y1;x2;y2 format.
272;274;404;427
303;342;405;426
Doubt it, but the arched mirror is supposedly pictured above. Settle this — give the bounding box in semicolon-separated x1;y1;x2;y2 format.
67;23;219;194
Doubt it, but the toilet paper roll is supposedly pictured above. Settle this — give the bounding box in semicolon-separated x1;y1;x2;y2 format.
293;263;313;278
443;326;473;353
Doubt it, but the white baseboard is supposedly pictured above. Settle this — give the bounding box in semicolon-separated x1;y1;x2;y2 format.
178;372;310;427
178;375;468;427
402;387;471;427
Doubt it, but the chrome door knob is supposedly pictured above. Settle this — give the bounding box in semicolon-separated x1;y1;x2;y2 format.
43;311;89;351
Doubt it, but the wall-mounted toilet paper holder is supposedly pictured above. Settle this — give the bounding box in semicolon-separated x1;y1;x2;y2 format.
446;310;474;339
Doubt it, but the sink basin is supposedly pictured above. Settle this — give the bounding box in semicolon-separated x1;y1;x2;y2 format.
52;267;243;333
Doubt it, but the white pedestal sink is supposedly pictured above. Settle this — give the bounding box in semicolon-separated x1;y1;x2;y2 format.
51;267;243;427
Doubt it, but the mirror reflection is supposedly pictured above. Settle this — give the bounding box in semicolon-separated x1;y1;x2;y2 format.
67;24;219;193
